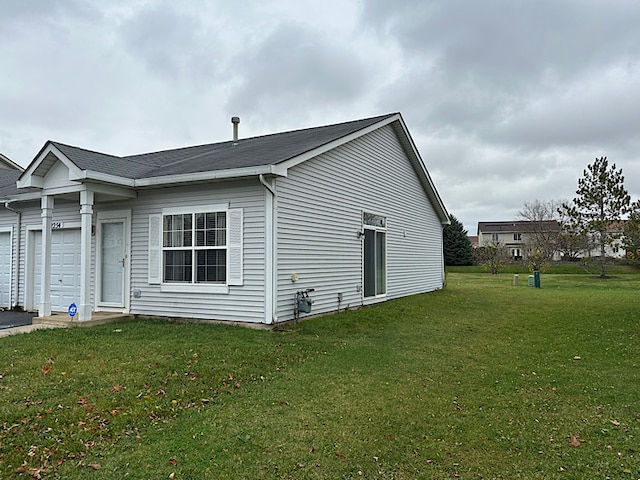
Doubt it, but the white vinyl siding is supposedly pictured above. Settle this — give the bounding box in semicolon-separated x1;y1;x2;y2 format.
276;124;444;321
129;182;265;323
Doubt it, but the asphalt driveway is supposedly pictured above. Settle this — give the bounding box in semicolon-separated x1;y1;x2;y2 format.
0;310;34;330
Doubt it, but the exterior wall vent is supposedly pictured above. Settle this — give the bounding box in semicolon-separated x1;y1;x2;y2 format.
231;117;240;142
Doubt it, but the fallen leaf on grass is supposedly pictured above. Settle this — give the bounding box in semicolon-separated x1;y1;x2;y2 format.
41;365;51;375
168;458;177;466
569;435;581;447
88;463;101;470
111;384;124;393
610;419;621;427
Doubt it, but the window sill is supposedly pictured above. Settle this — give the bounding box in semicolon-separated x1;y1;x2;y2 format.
161;283;229;295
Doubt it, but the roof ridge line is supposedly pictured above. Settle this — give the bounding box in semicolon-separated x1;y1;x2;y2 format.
123;113;397;160
132;113;399;175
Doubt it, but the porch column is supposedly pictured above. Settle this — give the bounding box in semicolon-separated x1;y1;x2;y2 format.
78;190;94;321
39;195;54;317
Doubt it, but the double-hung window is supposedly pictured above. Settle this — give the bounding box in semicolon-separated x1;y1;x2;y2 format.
148;205;243;293
163;211;227;284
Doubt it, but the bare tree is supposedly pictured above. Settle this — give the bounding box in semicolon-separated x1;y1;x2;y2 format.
518;199;562;270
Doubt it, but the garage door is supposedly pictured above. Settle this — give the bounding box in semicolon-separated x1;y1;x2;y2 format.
34;229;82;312
0;231;11;308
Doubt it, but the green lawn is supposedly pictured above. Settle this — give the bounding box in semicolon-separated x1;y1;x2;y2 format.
1;273;639;479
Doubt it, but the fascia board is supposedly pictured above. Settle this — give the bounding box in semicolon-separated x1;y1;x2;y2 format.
133;165;275;187
85;183;137;198
0;153;23;171
2;191;41;203
70;169;135;187
272;113;401;175
40;182;137;199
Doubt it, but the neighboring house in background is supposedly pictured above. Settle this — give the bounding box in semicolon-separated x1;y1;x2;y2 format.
589;220;627;259
477;220;628;261
0;153;24;171
477;221;562;261
0;113;450;323
467;235;478;248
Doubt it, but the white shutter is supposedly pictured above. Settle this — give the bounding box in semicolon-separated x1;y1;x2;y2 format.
227;208;243;286
148;214;162;284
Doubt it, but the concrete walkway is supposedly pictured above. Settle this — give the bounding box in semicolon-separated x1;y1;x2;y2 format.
0;311;134;338
0;310;66;338
0;322;66;338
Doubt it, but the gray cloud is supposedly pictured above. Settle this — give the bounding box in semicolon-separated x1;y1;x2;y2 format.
118;3;224;84
1;0;639;233
225;23;370;119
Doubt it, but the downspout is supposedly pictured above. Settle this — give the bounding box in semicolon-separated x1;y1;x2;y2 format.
259;174;277;324
4;201;21;309
259;174;275;196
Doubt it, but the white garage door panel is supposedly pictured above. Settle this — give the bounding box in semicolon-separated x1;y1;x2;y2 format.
0;232;11;308
34;229;82;312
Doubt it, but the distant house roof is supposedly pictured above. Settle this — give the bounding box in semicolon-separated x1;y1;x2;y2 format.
0;153;23;171
477;221;561;235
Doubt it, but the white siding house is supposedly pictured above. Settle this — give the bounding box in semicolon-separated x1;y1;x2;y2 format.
0;113;449;325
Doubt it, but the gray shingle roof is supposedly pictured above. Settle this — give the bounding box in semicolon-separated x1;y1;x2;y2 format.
477;221;561;234
0;170;23;199
51;113;396;180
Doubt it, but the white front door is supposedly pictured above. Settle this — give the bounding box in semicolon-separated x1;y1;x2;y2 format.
96;211;130;310
0;231;11;308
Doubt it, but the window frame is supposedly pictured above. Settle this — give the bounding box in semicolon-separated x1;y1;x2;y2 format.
362;211;387;299
160;204;230;294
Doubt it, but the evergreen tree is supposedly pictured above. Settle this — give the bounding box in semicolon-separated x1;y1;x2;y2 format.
443;215;474;266
623;200;640;265
562;157;630;277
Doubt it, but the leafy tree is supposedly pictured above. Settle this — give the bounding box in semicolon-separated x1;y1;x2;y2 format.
623;200;640;266
561;156;630;277
518;199;562;270
443;215;474;266
477;242;509;275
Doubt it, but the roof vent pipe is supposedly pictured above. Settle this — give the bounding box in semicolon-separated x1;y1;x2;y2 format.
231;116;240;142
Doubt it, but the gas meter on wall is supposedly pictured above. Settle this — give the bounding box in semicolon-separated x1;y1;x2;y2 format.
294;288;315;320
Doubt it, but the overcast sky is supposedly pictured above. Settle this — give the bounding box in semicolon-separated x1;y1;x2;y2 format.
1;0;639;233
